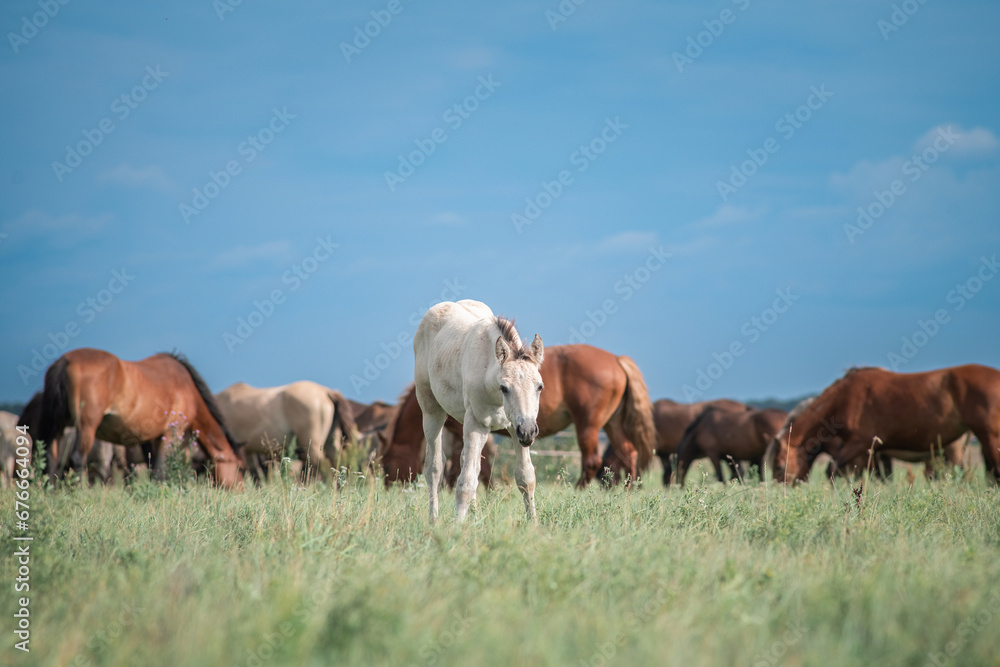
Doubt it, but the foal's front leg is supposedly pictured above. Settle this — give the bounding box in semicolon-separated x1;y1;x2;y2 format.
513;439;537;522
455;416;489;523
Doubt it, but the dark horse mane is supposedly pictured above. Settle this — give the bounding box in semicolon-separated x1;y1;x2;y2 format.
165;352;244;453
494;316;536;363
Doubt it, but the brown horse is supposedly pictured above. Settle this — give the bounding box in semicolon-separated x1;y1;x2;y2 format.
381;344;656;487
349;398;396;468
676;406;787;484
637;398;747;485
826;433;968;480
772;365;1000;483
38;348;245;487
18;390;153;485
379;384;496;489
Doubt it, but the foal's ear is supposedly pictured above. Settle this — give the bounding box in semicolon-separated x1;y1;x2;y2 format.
529;334;544;368
495;336;510;365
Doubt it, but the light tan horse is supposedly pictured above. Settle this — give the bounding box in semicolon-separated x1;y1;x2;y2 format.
215;381;358;481
0;411;21;488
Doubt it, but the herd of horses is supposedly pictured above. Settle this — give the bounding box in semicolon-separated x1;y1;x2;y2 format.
2;299;999;522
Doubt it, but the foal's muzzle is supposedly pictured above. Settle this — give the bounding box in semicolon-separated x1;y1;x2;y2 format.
515;417;539;448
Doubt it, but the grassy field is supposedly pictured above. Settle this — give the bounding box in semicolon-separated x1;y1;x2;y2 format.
4;454;1000;667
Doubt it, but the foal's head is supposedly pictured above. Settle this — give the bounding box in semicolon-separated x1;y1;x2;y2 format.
493;318;544;447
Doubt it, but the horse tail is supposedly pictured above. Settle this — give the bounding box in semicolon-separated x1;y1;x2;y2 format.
38;357;72;449
327;389;359;449
167;353;244;459
615;356;655;473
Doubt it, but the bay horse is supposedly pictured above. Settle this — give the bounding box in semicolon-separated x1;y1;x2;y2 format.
19;390;156;485
378;384;497;489
675;406;787;484
37;348;245;488
603;398;747;486
414;300;544;523
382;343;657;489
215;381;357;482
772;365;1000;483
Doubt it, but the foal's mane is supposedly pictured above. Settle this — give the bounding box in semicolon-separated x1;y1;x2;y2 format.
494;316;536;363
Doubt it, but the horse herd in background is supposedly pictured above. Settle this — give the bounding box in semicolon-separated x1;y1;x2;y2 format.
2;299;999;522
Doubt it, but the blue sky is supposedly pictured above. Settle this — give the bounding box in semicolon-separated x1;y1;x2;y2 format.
1;0;998;405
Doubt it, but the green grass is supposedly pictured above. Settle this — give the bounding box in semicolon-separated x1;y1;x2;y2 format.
3;462;1000;666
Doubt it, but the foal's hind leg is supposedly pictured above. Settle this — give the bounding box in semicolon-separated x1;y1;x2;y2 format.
420;404;447;523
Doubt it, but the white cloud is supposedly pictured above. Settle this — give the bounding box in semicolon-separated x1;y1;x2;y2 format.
914;125;999;158
690;204;762;229
97;163;179;194
596;230;658;253
447;47;496;70
832;124;999;196
210;241;294;270
6;209;111;236
665;235;717;257
428;211;466;226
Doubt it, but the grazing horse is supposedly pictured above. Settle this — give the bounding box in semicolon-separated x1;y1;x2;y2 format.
771;365;1000;483
37;348;245;488
19;391;154;484
378;384;497;489
215;381;357;481
349;398;396;469
769;397;973;481
414;300;544;523
605;398;747;486
676;407;787;484
382;343;657;488
826;434;968;480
